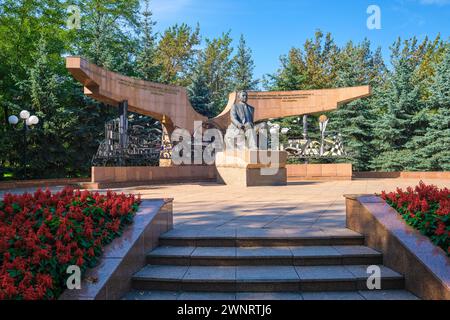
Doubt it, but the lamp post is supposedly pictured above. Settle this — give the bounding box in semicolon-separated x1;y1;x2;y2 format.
8;110;39;179
319;115;329;157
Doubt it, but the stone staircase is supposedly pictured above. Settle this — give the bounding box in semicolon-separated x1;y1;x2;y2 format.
124;228;419;300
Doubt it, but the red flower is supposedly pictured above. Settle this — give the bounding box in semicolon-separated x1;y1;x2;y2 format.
0;188;139;300
382;182;449;256
420;199;429;213
76;256;84;266
435;223;446;236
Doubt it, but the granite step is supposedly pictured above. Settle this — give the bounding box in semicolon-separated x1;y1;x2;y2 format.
123;289;419;300
147;245;383;266
159;228;365;247
131;265;404;293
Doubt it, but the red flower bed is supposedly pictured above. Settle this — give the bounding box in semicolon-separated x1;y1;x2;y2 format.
381;181;450;256
0;187;140;300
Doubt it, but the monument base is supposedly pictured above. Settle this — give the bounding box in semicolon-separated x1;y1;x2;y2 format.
159;159;173;167
216;167;287;187
215;150;288;187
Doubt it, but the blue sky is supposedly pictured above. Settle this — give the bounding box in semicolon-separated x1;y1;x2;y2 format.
148;0;450;81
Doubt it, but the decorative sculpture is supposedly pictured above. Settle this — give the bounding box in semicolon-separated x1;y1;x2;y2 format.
92;117;161;166
224;91;268;150
284;116;347;159
66;56;371;165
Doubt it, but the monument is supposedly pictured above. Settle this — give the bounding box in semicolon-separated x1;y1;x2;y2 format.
216;90;287;186
224;91;267;150
65;56;371;186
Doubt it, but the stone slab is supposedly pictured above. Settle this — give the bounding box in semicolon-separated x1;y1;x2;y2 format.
215;150;287;169
90;165;216;184
286;164;352;180
216;167;287;187
59;199;173;300
345;194;450;300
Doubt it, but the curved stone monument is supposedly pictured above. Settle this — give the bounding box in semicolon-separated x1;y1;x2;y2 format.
66;56;371;135
66;57;371;186
66;57;207;135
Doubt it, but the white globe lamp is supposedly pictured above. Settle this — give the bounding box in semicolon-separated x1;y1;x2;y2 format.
28;115;39;126
20;110;30;120
270;127;278;135
8;115;19;125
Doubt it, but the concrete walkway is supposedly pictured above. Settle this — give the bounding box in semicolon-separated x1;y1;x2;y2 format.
111;178;450;231
2;178;449;231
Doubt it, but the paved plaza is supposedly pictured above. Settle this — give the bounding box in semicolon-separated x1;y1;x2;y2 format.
114;178;450;231
2;178;450;232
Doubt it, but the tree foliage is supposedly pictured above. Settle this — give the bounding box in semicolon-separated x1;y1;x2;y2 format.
155;23;200;86
233;35;258;91
267;32;448;172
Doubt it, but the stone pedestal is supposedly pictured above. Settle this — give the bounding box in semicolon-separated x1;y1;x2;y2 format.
215;150;288;187
159;159;173;167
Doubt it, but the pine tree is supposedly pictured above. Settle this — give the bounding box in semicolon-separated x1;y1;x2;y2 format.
327;40;383;171
15;37;72;178
136;0;161;82
267;31;339;91
233;35;258;91
187;54;214;118
302;30;340;89
370;38;426;171
202;32;235;116
411;46;450;170
263;48;306;91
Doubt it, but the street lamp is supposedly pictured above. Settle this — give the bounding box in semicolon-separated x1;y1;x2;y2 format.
281;127;290;135
269;123;280;135
319;115;329;156
27;115;39;126
8;110;39;179
8;115;19;125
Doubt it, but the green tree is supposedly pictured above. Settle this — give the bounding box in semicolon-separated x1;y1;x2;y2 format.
410;46;450;170
0;0;71;179
264;48;306;91
187;53;214;118
370;38;428;171
302;30;340;89
155;23;201;86
265;30;339;91
135;0;161;82
414;35;445;101
0;0;69;126
67;0;144;175
14;37;73;178
71;0;141;75
0;0;144;179
202;32;235;116
328;40;385;170
233;35;258;91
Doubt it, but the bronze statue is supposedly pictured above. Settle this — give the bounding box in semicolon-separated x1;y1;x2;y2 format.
225;91;267;150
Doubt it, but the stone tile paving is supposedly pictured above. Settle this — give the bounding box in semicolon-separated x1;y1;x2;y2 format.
127;179;450;231
2;179;449;232
124;289;419;300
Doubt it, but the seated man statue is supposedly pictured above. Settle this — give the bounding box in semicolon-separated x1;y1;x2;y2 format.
224;90;268;150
